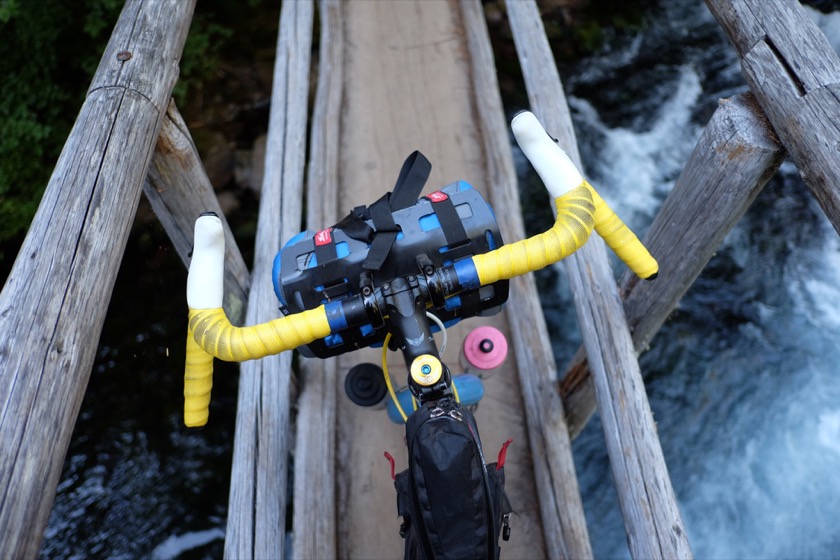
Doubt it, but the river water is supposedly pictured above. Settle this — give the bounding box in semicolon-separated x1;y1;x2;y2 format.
523;1;840;558
41;0;840;558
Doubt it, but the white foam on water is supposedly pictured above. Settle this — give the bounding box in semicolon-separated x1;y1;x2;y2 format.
564;1;840;559
150;527;226;560
818;410;840;455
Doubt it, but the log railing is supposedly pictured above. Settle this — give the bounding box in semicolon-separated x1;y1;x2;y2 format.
507;1;693;558
145;100;250;323
561;93;786;438
707;0;840;236
559;0;840;441
0;1;195;557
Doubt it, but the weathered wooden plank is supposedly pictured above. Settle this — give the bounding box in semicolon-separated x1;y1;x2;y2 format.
459;0;592;558
561;93;786;437
706;0;840;235
290;1;342;558
506;1;693;558
223;1;313;558
334;1;544;558
0;1;194;557
144;99;250;324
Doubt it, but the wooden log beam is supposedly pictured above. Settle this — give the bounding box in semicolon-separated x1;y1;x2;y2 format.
460;1;593;557
706;0;840;235
291;1;342;558
506;1;693;558
144;99;250;324
561;93;786;437
223;1;313;558
0;1;194;556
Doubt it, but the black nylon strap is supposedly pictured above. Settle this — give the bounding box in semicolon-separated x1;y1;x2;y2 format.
362;151;431;271
313;228;338;266
391;151;431;211
429;194;469;249
335;208;375;243
364;194;401;270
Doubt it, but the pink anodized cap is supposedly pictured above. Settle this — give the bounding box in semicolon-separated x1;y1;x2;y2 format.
463;326;508;370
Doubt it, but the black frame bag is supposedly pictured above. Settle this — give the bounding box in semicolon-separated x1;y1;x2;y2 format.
393;398;512;560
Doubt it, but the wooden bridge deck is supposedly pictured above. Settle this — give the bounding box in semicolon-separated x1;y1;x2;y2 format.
331;2;545;556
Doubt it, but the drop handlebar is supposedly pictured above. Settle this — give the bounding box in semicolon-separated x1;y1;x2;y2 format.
182;111;658;427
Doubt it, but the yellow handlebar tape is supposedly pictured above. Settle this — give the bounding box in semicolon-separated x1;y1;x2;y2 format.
472;183;594;285
183;305;332;427
184;327;215;427
188;306;331;361
471;181;657;286
588;185;659;279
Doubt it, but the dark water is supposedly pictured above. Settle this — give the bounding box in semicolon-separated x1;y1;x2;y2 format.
41;0;840;558
40;223;239;560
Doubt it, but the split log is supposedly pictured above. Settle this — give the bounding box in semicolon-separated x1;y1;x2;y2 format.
706;0;840;236
0;1;194;557
561;93;786;437
224;1;313;558
290;0;342;558
506;1;693;558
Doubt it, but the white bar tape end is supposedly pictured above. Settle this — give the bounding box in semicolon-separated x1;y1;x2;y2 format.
511;111;583;199
187;214;225;309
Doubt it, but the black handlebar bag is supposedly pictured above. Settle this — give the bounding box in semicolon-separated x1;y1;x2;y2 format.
393;398;512;560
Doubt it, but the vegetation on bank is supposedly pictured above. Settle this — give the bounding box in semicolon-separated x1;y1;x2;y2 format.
0;0;274;267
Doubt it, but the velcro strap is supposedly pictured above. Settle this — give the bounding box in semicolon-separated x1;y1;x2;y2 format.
391;151;431;211
335;207;375;243
364;194;401;271
313;227;337;266
427;191;469;249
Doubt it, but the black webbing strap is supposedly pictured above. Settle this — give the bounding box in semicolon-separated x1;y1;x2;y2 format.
313;228;350;299
313;227;338;266
335;206;376;243
426;191;480;311
427;192;469;250
363;194;401;270
363;151;432;270
390;151;431;210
